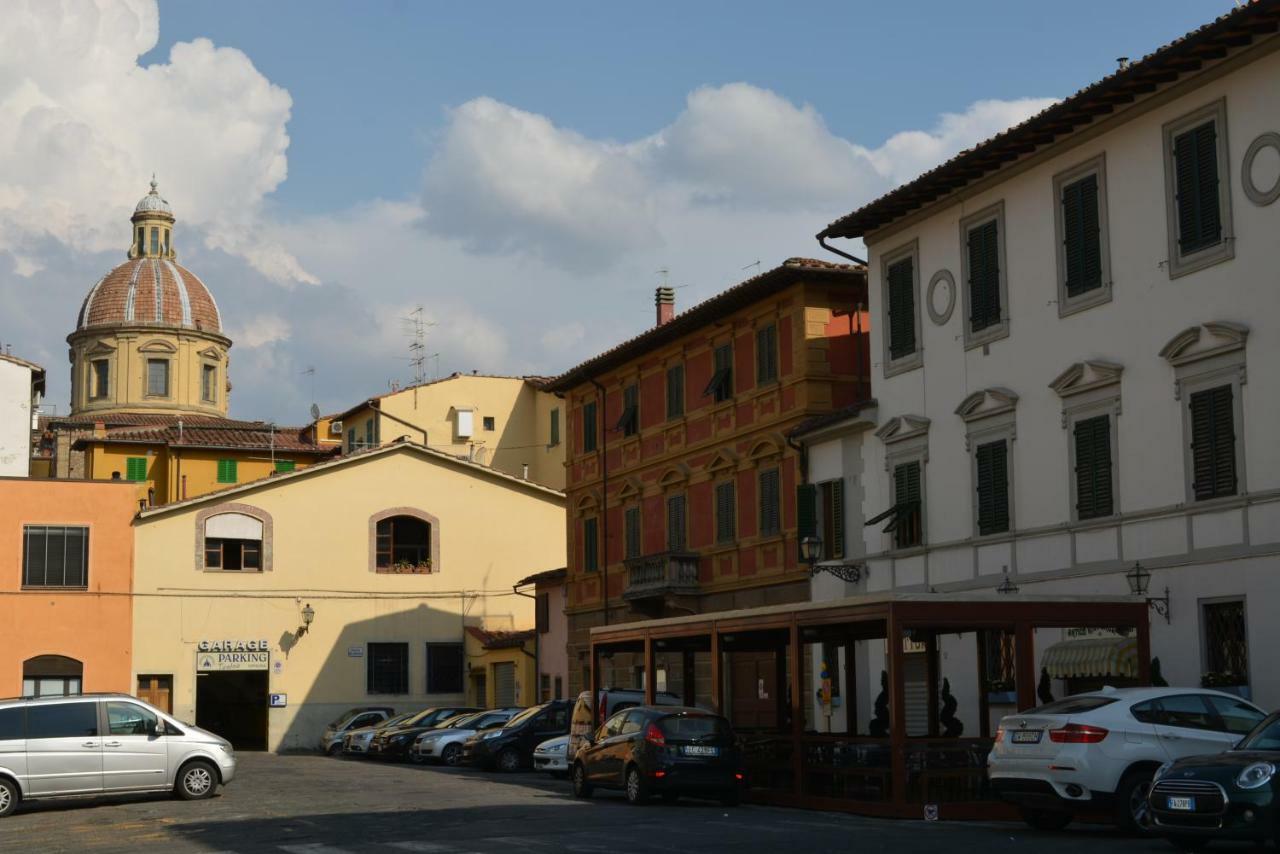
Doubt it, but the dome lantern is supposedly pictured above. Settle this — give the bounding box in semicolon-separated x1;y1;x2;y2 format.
130;175;176;260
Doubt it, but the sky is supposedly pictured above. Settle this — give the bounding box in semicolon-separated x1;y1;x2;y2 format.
0;0;1232;424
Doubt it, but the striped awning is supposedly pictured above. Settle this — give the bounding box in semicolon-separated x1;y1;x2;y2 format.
1041;636;1138;679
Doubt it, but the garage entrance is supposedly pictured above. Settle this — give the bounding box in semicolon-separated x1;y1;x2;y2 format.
196;670;268;750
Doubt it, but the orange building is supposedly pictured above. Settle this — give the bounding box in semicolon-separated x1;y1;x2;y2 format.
0;478;136;698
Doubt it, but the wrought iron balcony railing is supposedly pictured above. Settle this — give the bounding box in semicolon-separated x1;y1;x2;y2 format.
622;551;700;600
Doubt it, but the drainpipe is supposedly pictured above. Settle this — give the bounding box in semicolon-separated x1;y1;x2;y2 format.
513;579;540;700
589;378;609;626
817;233;866;266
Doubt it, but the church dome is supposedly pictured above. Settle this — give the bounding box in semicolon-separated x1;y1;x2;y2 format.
134;178;173;215
76;257;222;333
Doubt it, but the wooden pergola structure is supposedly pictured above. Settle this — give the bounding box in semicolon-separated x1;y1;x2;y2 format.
590;592;1150;819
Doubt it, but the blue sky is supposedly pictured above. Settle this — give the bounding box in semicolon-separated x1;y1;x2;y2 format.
0;1;1235;422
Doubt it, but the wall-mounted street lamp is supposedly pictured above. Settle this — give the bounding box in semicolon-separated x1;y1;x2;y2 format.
1126;562;1171;624
996;568;1019;595
802;534;864;584
296;602;316;638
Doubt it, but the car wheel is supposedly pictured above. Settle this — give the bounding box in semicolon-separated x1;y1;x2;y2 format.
1113;769;1156;834
1165;836;1209;852
0;777;18;818
572;763;593;799
441;744;463;767
326;743;342;757
498;749;522;773
175;760;218;801
625;766;649;805
1018;808;1072;831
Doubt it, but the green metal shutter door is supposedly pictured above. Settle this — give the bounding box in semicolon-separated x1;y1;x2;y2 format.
494;662;516;707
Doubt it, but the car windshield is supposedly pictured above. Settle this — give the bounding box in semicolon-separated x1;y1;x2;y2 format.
328;710;362;728
376;713;413;729
443;713;481;729
400;709;437;727
1029;696;1118;715
503;706;543;728
660;714;730;741
1237;715;1280;751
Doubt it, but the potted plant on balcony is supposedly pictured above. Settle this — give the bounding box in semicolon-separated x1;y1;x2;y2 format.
1200;671;1250;699
391;558;432;574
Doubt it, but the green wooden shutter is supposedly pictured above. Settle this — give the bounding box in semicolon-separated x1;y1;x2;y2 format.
667;495;687;551
893;461;922;548
830;479;845;559
125;457;147;481
583;518;599;572
666;365;684;418
796;483;816;559
976;441;1009;535
760;469;780;536
217;459;237;484
1190;386;1236;500
583;401;597;452
968;220;1001;330
716;481;736;544
1063;174;1102;296
624;507;641;559
274;459;296;474
887;257;916;359
1074;415;1112;519
1175;121;1221;255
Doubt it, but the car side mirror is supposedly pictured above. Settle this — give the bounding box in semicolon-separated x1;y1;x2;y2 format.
581;733;594;746
146;719;160;737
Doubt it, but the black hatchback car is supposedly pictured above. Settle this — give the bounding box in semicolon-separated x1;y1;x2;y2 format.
464;700;572;771
368;706;478;761
571;706;743;806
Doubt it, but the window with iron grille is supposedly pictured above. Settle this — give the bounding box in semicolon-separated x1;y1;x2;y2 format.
1061;173;1103;297
1173;120;1222;256
756;324;778;384
975;439;1010;536
582;401;598;452
1190;385;1236;501
666;494;687;551
216;459;237;484
1203;600;1248;686
704;343;733;402
819;479;845;560
966;219;1002;333
666;365;684;419
715;481;736;544
617;384;639;437
624;506;641;559
759;468;780;537
582;517;599;572
426;643;464;694
126;457;147;482
886;256;916;359
1074;414;1114;519
367;643;409;695
23;526;89;588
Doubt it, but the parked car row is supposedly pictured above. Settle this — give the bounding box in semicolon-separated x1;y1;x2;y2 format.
988;686;1277;850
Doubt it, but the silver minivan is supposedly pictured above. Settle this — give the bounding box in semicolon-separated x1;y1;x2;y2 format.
0;692;236;817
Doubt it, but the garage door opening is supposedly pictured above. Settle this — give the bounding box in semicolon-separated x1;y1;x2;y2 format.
196;670;268;750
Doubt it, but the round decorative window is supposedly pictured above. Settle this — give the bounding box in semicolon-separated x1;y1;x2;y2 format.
1242;132;1280;207
926;269;957;325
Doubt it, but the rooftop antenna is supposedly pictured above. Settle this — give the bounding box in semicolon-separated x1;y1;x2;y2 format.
309;403;321;422
741;259;762;273
403;305;436;386
301;366;316;407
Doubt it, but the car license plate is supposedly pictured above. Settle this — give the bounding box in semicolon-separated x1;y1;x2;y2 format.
1011;730;1042;744
683;745;719;756
1166;796;1196;811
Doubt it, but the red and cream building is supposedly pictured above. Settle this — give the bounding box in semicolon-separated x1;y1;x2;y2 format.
543;258;869;695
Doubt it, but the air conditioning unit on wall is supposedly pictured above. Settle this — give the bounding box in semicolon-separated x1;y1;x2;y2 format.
330;420;343;435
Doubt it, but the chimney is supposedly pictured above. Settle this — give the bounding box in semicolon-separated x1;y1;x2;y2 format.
655;286;675;326
1116;56;1130;71
521;462;529;480
93;420;106;439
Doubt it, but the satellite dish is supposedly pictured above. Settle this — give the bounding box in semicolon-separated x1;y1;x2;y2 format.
309;403;321;421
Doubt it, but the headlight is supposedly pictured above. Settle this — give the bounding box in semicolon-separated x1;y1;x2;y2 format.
549;743;566;753
481;730;504;740
1236;762;1276;790
418;734;441;743
393;733;414;743
216;741;233;753
1153;761;1173;782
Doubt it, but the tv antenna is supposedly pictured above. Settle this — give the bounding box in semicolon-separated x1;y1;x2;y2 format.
403;306;436;385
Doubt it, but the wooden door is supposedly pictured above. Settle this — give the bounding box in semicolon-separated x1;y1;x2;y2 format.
137;674;173;713
728;652;777;730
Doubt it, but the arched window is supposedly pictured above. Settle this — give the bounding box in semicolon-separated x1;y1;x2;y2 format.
23;655;83;698
204;512;264;571
376;515;431;571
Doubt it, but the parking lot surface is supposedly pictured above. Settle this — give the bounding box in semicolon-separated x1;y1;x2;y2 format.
0;754;1183;854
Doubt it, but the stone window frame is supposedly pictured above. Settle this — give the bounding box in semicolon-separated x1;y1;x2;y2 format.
874;415;930;553
143;355;173;399
1050;361;1123;523
958;201;1011;350
1052;153;1114;317
880;238;923;377
1160;322;1249;504
194;502;273;573
1162;98;1235;280
368;507;441;574
956;389;1018;538
88;356;112;400
201;362;218;404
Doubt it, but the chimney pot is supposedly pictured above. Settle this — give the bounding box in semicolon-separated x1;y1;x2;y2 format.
655;286;676;327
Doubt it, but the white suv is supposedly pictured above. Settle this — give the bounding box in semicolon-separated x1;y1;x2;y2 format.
988;687;1266;832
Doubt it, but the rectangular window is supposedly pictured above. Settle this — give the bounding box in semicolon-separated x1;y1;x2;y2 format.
1074;414;1114;519
797;482;816;559
1173;121;1223;256
666;365;684;419
23;525;89;588
1190;385;1237;500
715;481;736;544
582;401;598;453
666;494;687;551
426;643;464;694
541;673;551;702
1061;173;1103;297
26;701;98;739
91;359;109;399
483;416;495;431
203;538;260;571
617;384;639;437
966;219;1002;333
759;468;780;537
554;675;563;700
819;479;845;560
364;419;376;448
756;323;778;384
624;506;641;559
274;459;296;474
893;461;923;548
367;642;410;695
347;427;356;450
975;440;1010;535
149;227;159;255
216;459;237;484
1203;600;1248;686
704;343;733;402
549;408;560;446
535;593;550;633
125;456;147;482
886;256;917;359
583;517;599;572
201;364;217;403
146;359;169;397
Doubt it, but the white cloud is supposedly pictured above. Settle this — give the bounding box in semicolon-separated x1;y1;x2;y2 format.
0;0;313;285
233;314;291;349
540;322;586;354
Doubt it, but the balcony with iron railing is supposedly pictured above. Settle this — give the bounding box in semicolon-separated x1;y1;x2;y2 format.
622;551;701;601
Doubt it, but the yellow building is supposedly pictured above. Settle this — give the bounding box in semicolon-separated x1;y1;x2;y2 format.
336;373;565;489
464;627;538;708
130;440;566;752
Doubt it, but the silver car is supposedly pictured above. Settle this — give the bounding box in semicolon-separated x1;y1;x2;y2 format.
319;706;395;756
0;693;236;817
533;735;569;776
343;712;414;756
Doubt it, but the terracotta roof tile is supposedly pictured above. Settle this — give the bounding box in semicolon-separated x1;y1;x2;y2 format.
76;257;222;334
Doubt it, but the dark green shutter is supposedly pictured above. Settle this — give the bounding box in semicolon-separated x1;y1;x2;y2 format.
893;461;922;548
760;469;780;536
1174;121;1221;255
976;441;1009;535
126;457;147;481
967;220;1001;331
830;479;845;559
274;459;296;474
583;518;599;572
666;365;684;418
583;401;597;452
217;459;237;484
796;483;816;559
1063;173;1102;296
887;257;916;359
1190;385;1236;501
716;481;736;544
624;507;641;559
1074;415;1112;519
667;495;687;550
